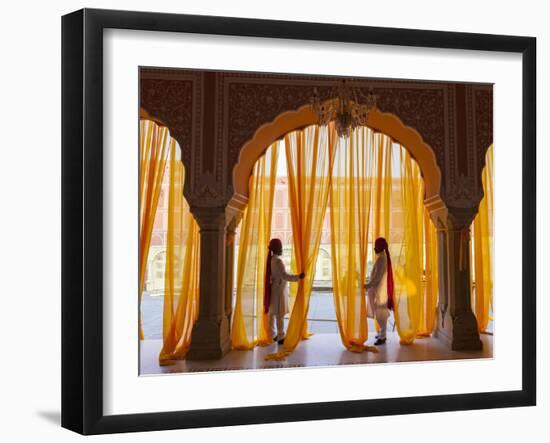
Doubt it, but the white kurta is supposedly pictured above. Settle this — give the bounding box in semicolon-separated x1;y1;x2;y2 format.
366;252;390;340
269;255;300;316
366;251;388;307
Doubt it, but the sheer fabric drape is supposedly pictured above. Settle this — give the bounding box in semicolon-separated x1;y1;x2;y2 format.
368;143;439;343
367;134;394;336
266;125;335;359
392;148;425;344
231;144;279;349
139;120;171;340
285;125;335;349
159;144;201;365
371;134;393;241
419;208;439;336
472;145;494;332
329;127;379;352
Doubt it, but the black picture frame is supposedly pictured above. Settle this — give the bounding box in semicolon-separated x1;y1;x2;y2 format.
61;8;536;435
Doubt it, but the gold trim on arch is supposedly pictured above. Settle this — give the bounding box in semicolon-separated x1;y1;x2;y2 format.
230;103;443;211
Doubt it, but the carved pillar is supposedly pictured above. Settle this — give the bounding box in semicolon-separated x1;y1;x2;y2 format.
435;225;452;343
431;206;482;351
187;207;230;360
224;229;235;327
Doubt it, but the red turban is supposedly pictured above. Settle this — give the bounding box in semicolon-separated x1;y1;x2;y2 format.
264;239;283;313
268;238;283;253
374;237;394;311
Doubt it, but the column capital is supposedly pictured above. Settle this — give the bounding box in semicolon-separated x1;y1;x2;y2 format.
190;206;226;231
428;202;478;232
225;206;244;235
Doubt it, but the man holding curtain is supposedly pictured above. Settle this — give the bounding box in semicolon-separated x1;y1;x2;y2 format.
264;238;305;345
366;237;394;346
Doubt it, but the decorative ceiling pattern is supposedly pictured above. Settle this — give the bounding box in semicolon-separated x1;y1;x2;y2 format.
223;79;448;180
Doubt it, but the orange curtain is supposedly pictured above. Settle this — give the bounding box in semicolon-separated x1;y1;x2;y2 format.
266;125;335;359
392;147;424;344
368;141;438;343
329;127;379;352
327;131;437;346
371;133;393;241
367;133;393;337
418;209;439;336
158;142;201;365
231;143;279;349
472;145;494;332
139;120;171;340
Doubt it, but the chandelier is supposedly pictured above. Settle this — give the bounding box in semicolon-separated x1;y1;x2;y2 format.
310;80;377;138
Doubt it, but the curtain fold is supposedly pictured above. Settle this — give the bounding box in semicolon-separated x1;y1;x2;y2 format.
372;133;393;241
368;133;394;336
266;125;335;359
231;144;279;349
139;120;171;340
392;148;424;344
472;145;494;332
418;209;439;336
159;142;201;365
329;127;379;352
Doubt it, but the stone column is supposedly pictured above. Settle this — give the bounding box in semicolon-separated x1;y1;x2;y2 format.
432;206;482;351
187;206;231;360
435;225;452;344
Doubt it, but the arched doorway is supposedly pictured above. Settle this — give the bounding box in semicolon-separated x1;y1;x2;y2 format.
227;102;444;352
231;122;439;353
230;102;442;211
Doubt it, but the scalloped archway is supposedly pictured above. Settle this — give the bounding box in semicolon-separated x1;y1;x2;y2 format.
230;102;442;213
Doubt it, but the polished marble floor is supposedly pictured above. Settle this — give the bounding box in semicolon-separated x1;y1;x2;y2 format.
140;331;493;375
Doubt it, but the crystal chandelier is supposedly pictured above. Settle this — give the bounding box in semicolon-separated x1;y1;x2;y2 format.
310;80;377;138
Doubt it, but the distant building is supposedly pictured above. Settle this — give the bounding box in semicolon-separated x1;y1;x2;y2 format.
144;171;170;294
233;176;408;286
145;161;411;293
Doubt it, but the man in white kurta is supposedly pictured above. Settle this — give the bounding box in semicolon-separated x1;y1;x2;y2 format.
366;250;389;345
269;254;301;343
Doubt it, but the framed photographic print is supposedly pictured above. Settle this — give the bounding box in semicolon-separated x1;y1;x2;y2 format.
61;8;536;435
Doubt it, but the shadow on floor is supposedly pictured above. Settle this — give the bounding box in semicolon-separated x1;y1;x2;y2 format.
140;333;493;375
36;410;61;426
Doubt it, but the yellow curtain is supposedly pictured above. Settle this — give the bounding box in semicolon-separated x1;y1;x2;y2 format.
231;144;279;349
139;120;171;340
367;133;393;337
392;148;424;344
418;209;439;336
472;145;494;332
371;133;393;241
329;127;379;352
159;142;201;365
368;140;437;342
266;125;335;359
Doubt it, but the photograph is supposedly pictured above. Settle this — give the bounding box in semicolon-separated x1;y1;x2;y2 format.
138;67;494;375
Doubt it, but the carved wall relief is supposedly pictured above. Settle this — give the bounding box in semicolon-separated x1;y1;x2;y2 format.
140;68;492;214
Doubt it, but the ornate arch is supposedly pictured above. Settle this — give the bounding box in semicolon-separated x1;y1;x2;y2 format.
230;103;443;212
139;111;195;213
